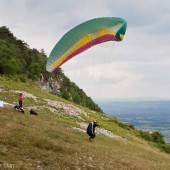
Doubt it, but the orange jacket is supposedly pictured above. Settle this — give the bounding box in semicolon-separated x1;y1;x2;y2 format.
19;95;23;101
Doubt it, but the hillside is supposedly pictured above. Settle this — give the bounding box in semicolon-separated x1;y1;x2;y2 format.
0;26;102;113
1;76;170;170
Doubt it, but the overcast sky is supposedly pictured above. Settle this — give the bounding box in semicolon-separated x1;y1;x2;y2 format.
0;0;170;100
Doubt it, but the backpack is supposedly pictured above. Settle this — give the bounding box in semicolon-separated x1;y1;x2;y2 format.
30;109;38;115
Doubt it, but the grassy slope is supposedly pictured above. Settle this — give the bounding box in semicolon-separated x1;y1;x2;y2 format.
0;76;170;170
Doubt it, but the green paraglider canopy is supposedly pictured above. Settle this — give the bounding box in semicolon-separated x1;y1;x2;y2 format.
46;17;127;72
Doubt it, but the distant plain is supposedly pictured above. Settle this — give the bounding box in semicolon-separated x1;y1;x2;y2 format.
97;100;170;143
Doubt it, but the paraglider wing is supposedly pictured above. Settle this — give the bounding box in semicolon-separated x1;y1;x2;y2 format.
46;17;127;72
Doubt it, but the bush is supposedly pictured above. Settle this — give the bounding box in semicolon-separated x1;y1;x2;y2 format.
158;143;170;153
114;119;135;130
138;130;165;145
139;130;152;142
28;63;41;80
1;59;19;75
19;75;27;82
151;131;165;144
61;90;70;100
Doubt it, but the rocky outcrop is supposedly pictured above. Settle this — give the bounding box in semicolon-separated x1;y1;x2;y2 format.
34;73;103;113
35;74;61;95
45;99;88;117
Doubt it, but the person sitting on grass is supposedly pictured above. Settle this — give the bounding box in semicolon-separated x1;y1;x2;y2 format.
13;102;24;113
87;120;99;142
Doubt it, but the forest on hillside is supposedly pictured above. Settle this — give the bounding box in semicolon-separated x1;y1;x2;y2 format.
0;26;102;112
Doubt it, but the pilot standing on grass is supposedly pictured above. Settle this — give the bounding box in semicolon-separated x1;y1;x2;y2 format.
87;120;99;142
18;93;23;108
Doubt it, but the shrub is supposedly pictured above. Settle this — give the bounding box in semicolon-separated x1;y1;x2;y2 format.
1;59;19;75
158;143;170;153
139;130;152;142
61;89;70;100
151;131;165;144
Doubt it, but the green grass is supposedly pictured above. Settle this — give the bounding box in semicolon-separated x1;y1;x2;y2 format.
1;76;170;169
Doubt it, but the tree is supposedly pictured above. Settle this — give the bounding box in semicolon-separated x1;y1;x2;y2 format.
0;26;16;42
28;63;41;80
61;89;70;100
0;59;19;75
152;131;165;144
40;48;47;57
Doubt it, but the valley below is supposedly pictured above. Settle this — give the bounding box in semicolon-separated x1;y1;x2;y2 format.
97;100;170;143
